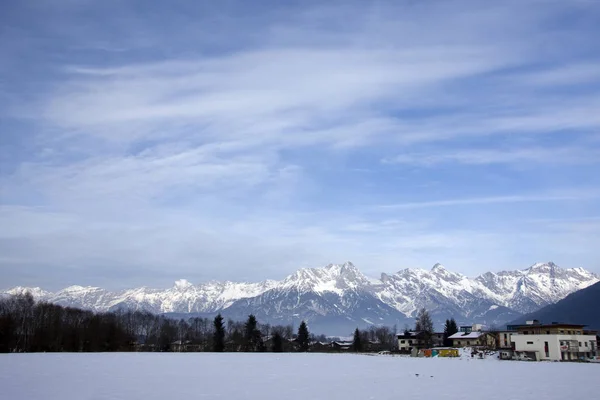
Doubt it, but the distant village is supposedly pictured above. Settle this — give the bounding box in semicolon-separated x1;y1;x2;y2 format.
167;319;599;362
396;320;598;362
2;293;599;361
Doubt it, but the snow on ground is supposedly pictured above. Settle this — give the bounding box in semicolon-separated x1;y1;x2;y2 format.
0;353;598;400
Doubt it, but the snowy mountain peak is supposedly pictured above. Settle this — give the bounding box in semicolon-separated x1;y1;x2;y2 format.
280;262;371;295
431;263;446;272
3;261;598;331
7;286;49;298
60;285;103;294
174;279;193;290
526;262;558;274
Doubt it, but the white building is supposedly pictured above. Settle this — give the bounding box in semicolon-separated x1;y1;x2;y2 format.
509;322;598;361
396;331;424;352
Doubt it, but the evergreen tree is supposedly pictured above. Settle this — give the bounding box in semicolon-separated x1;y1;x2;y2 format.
443;319;450;346
212;314;225;352
272;332;283;352
443;318;458;346
296;321;310;352
450;318;458;333
415;308;434;347
352;328;362;352
243;314;263;352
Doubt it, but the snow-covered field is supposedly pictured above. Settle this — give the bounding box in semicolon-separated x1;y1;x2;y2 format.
1;353;597;400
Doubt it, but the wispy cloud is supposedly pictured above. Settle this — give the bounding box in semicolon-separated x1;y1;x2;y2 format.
378;190;600;210
1;0;600;288
383;147;600;166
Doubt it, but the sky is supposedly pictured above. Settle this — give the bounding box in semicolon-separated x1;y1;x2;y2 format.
1;0;600;291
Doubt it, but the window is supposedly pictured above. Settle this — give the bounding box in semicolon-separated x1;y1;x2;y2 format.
546;331;550;335
585;342;588;347
568;331;572;334
560;330;564;334
523;331;528;335
527;341;534;345
466;341;470;345
579;342;582;347
400;340;405;344
545;341;549;358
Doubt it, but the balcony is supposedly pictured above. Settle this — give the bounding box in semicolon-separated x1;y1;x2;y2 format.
560;340;580;353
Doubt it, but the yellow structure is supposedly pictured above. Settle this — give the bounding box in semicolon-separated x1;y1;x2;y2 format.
420;348;459;357
436;348;459;357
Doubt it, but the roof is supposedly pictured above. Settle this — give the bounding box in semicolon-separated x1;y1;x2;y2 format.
397;331;424;338
448;331;486;339
512;323;587;330
332;341;353;346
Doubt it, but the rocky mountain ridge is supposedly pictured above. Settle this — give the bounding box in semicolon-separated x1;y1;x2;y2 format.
4;262;598;334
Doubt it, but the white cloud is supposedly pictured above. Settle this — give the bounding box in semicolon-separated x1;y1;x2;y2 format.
383;146;600;166
378;190;600;210
2;0;600;288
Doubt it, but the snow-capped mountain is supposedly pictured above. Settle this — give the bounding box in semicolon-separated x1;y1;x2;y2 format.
474;262;597;313
220;263;406;333
4;262;598;334
6;280;278;314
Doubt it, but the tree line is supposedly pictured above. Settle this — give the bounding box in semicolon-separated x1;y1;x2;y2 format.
0;293;399;353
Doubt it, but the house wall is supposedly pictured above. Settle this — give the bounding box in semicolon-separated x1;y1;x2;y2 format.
432;334;445;347
511;334;597;361
398;338;420;351
453;338;475;347
516;326;584;335
452;334;494;348
497;332;514;349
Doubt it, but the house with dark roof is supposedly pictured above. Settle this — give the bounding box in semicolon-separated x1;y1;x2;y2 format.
397;331;426;352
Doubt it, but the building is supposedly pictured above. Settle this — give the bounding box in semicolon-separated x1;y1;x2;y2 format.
170;340;202;352
331;341;353;351
449;331;496;348
495;331;516;359
496;331;515;349
509;321;598;361
397;331;445;351
448;324;496;348
456;324;484;335
431;332;445;347
397;331;425;352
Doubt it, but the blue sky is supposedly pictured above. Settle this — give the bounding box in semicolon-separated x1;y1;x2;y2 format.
1;0;600;290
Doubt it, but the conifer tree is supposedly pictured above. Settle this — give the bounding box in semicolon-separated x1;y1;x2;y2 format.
449;318;458;335
443;317;458;346
352;328;362;352
212;314;225;352
444;318;458;347
272;332;283;352
243;314;263;352
296;321;310;352
443;319;452;347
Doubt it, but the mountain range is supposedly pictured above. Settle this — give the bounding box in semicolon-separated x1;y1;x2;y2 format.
4;262;598;335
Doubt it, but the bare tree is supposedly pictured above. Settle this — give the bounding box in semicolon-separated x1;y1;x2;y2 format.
415;308;434;347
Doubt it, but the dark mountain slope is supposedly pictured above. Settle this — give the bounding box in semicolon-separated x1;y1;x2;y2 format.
509;281;600;330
